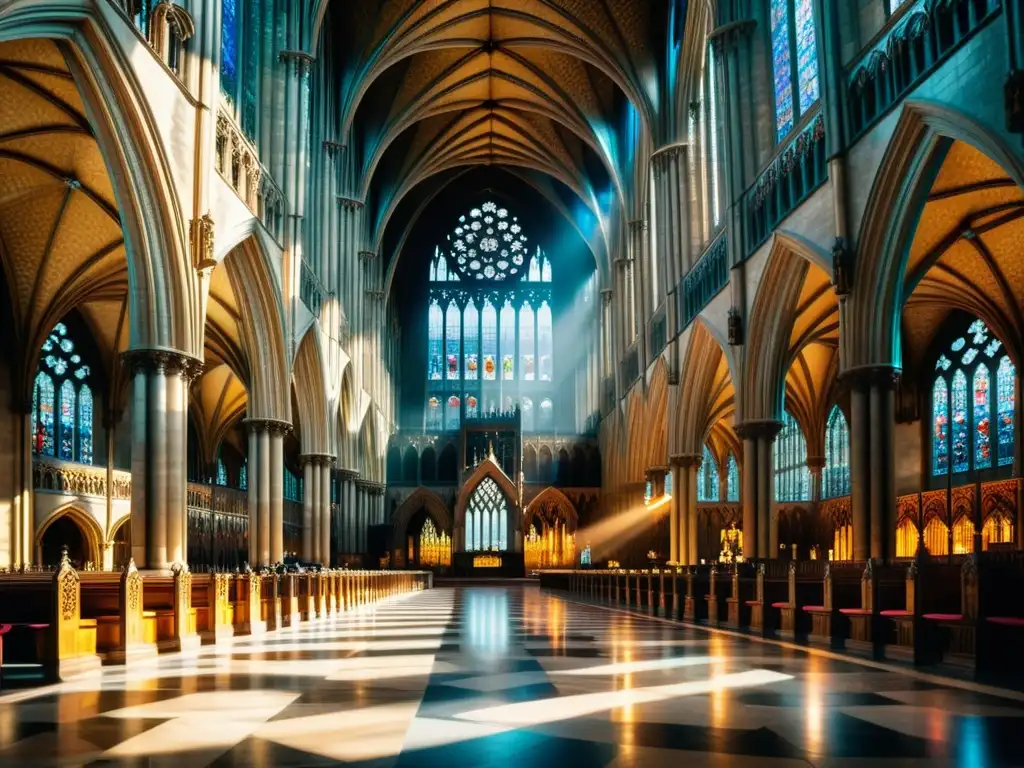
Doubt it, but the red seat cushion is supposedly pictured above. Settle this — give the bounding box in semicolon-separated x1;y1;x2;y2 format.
745;600;760;606
922;613;963;622
986;617;1024;627
771;602;790;609
803;605;828;613
839;608;872;615
0;624;11;635
879;610;911;617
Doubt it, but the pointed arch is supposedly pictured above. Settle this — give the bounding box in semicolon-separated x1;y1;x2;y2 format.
454;456;519;533
392;487;453;551
34;503;104;566
216;234;289;423
849;101;1024;369
293;327;331;456
675;320;737;455
644;358;669;470
524;486;580;532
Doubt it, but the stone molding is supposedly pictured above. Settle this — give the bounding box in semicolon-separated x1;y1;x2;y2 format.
734;420;783;441
244;418;293;437
121;349;203;380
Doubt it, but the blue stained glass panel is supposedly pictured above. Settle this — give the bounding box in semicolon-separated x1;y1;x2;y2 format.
59;380;75;461
824;405;851;498
998;356;1015;467
464;300;479;381
538;301;553;382
951;370;969;473
481;300;497;381
220;0;239;100
241;0;260;138
78;384;93;465
240;462;248;490
445;301;461;380
427;301;443;380
726;453;739;502
933;377;949;475
698;444;719;501
520;302;535;381
500;301;515;380
217;458;228;486
973;365;991;469
795;0;819;114
770;0;794;140
35;371;55;456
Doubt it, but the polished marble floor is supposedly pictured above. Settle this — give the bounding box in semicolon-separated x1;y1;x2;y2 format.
2;584;1024;767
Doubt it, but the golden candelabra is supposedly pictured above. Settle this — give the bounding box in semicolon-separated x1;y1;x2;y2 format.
524;523;576;570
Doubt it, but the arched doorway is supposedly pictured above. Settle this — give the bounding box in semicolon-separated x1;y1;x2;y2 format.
523;488;579;570
405;509;451;570
40;516;87;569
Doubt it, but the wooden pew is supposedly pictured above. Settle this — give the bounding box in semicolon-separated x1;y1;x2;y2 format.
770;560;826;641
879;559;964;664
279;573;300;627
80;561;158;665
802;562;866;648
974;553;1024;680
140;566;201;653
0;555;100;681
705;567;730;626
191;573;233;644
748;561;791;636
726;562;757;630
232;570;266;636
684;568;710;623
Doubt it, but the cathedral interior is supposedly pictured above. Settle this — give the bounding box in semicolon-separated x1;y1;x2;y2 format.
1;0;1024;764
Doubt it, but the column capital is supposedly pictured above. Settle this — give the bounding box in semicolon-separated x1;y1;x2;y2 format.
708;19;757;54
358;250;377;260
651;143;685;166
323;140;346;156
601;288;613;305
355;479;386;494
735;420;783;441
669;453;702;469
121;349;204;380
336;467;361;481
628;219;648;233
337;196;364;210
806;455;826;471
278;50;316;74
838;364;901;391
244;418;293;437
300;453;336;468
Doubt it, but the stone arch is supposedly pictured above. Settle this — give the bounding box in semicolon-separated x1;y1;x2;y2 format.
524;486;580;533
437;443;457;483
0;13;198;357
35;503;103;567
402;445;419;483
675;319;738;455
538;445;553;483
849;101;1024;369
645;358;669;470
454;457;519;533
744;233;834;424
386;446;402;482
392;487;452;554
523;444;538;482
217;233;290;423
420;446;437;483
293;327;330;455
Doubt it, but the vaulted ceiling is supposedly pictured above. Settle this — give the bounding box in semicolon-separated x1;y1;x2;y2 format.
323;0;674;278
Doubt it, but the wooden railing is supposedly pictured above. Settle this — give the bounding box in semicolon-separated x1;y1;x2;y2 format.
33;457;131;500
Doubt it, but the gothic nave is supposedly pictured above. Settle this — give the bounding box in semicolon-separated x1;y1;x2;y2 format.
2;0;1024;765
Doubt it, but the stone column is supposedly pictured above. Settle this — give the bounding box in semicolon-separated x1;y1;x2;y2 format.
301;457;313;561
269;424;285;564
309;458;321;563
736;421;782;561
844;366;899;561
248;425;260;565
669;460;683;563
321;458;333;566
807;456;825;504
123;350;201;570
685;457;700;566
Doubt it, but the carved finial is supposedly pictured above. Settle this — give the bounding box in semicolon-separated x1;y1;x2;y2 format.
488;441;495;461
60;545;70;569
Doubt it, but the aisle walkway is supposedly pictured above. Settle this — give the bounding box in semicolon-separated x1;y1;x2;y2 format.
1;585;1023;766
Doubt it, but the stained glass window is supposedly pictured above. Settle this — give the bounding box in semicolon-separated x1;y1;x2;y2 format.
974;364;992;470
726;452;739;502
889;0;908;14
770;0;794;140
240;0;261;138
466;477;508;552
794;0;819;115
770;0;819;141
33;371;55;456
698;444;720;502
78;384;93;465
538;301;553;382
501;300;515;380
217;458;228;486
520;302;535;382
58;380;75;460
464;299;479;381
240;461;248;491
427;201;555;431
220;0;239;102
540;398;553;429
951;369;969;474
933;377;949;475
774;410;810;502
998;356;1015;467
427;300;443;380
823;405;851;498
445;301;461;380
482;299;497;381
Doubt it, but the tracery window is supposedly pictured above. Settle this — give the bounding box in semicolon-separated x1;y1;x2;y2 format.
465;477;508;552
426;201;556;431
726;452;740;502
932;318;1015;478
704;42;722;229
823;405;851;498
239;461;247;491
31;322;93;464
697;444;720;502
284;468;303;502
217;458;228;486
770;0;819;141
774;410;810;502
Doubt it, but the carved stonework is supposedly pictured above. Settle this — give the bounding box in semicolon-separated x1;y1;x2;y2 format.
727;308;743;346
337;196;364;210
735;420;784;441
246;418;293;437
190;212;217;272
832;236;851;297
55;548;79;623
122;349;203;379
